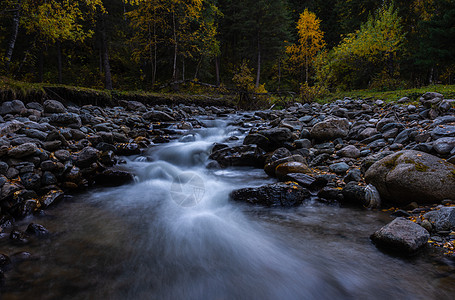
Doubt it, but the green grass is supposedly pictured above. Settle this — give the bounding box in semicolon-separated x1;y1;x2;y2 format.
317;84;455;103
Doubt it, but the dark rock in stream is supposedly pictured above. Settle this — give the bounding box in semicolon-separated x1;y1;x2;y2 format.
25;223;50;237
230;182;311;207
371;217;430;255
95;169;135;187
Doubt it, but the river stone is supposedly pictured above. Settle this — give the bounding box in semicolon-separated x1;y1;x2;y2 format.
365;150;455;205
337;145;360;158
243;133;271;151
0;120;24;135
95;169;135;187
44;100;66;113
0;100;25;115
1;182;23;201
329;162;350;174
7;143;37;158
74;146;100;167
20;173;41;190
431;125;455;139
433;137;455;155
283;173;328;190
264;154;306;177
49;113;82;127
40;189;64;207
423;207;455;231
230;182;311;207
341;182;366;206
257;127;293;150
310;117;350;141
0;253;11;271
371;217;430;254
25;223;50;237
209;145;264;168
143;110;175;121
275;161;310;181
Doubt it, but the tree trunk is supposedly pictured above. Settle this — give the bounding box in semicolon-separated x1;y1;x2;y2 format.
57;41;63;83
215;56;220;86
5;2;21;71
152;22;157;86
182;58;185;81
101;15;112;90
38;50;44;82
194;56;202;80
255;42;261;89
172;12;178;81
305;54;309;84
278;58;281;90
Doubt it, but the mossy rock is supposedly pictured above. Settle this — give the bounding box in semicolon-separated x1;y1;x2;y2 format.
365;150;455;205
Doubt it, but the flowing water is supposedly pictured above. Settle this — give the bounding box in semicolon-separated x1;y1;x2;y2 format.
2;115;455;300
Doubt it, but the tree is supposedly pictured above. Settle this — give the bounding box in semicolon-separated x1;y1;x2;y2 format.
286;9;325;84
2;0;105;79
315;3;406;90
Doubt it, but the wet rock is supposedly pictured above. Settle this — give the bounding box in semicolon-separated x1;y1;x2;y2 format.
25;223;50;237
275;161;310;181
0;253;11;271
257;127;293;150
423;207;455;231
1;182;23;201
49;113;82;127
317;187;344;202
341;182;366;206
19;173;41;190
344;168;362;183
329;162;350;174
40;189;64;208
243;133;271;151
143;110;175;121
74;147;100;168
311;117;350;141
431;125;455;139
365;150;455;205
116;143;141;155
337;145;360;158
0;100;25;115
209;145;264;167
7;143;37;158
0;120;24;135
420;92;443;108
13;199;37;219
44;100;67;113
9;229;29;245
371;217;430;254
127;101;147;112
433;137;455;155
283;173;327;190
264;154;306;177
230;182;310;207
95;169;135;187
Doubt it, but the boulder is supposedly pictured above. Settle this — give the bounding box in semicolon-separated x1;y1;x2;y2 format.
283;173;327;190
143;110;175;121
371;217;430;254
310;117;350;141
257;127;293;150
209;145;264;167
230;182;310;207
264;154;306;177
7;143;37;158
40;189;64;207
243;133;271;151
275;161;310;181
0;100;25;115
74;146;100;167
95;169;135;187
337;145;360;158
44;100;66;113
365;150;455;205
423;207;455;231
49;113;82;127
25;223;50;237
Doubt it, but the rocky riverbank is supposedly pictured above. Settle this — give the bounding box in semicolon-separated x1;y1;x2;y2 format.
1;92;455;281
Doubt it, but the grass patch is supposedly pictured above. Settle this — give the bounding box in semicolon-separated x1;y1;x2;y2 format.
316;84;455;104
0;77;235;107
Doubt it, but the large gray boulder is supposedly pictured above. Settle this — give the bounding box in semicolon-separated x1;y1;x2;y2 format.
365;150;455;205
0;100;25;115
44;100;66;113
310;117;350;141
371;217;430;254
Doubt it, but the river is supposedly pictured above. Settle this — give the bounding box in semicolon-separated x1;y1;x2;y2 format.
1;114;455;299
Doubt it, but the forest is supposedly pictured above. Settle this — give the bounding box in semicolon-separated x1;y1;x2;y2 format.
0;0;454;96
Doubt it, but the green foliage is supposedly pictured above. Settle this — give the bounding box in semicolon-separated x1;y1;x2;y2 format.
315;4;406;91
